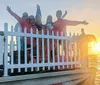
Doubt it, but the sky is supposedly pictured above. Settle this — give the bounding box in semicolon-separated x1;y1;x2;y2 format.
0;0;100;41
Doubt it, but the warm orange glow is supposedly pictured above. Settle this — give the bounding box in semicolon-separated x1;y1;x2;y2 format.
92;42;100;54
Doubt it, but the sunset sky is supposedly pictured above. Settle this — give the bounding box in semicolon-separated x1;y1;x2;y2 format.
0;0;100;41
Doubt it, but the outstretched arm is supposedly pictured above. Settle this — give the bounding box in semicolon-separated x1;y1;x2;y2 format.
36;4;41;17
6;6;22;23
66;20;88;26
62;11;67;19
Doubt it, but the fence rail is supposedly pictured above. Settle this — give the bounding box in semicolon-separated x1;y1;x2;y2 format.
3;23;83;76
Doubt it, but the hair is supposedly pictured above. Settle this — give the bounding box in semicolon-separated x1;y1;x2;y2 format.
46;15;53;25
56;10;62;15
22;12;28;18
28;15;35;24
29;15;35;19
81;28;84;32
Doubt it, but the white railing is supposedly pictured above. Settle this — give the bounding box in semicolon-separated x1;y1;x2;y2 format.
4;23;82;76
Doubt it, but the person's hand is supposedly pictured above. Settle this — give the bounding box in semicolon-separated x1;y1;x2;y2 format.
65;10;67;15
6;6;11;12
81;20;89;25
37;4;40;8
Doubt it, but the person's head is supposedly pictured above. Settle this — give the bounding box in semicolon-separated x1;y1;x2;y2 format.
28;15;35;24
22;12;28;20
46;15;53;24
81;28;85;34
56;10;62;19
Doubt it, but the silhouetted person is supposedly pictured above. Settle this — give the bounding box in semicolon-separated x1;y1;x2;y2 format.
79;28;88;67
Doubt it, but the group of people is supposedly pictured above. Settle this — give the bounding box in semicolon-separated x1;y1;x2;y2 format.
7;4;88;33
6;4;89;62
0;5;89;76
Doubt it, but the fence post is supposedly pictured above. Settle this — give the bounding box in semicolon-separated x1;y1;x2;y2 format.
4;23;8;76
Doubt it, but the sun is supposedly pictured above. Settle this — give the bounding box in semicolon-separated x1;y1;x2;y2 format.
92;42;100;54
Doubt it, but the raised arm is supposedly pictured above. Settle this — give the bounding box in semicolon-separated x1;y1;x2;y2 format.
62;11;67;19
36;4;41;17
66;20;88;26
6;6;22;23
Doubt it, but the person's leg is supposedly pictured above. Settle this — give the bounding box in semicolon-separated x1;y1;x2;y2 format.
64;41;67;56
0;64;4;77
20;38;24;51
59;40;61;55
0;64;4;69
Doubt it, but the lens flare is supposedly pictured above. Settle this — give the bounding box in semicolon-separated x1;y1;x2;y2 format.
92;42;100;54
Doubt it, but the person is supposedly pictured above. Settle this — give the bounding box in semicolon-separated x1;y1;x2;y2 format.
14;12;29;51
56;10;67;20
7;6;31;32
45;10;67;29
45;15;54;29
54;10;88;56
28;15;36;26
54;10;88;35
80;28;86;37
6;6;38;63
79;28;88;58
45;11;67;58
6;6;37;42
14;12;29;32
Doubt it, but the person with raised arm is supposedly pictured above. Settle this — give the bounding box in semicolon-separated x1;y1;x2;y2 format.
6;6;37;42
14;12;29;51
7;6;33;32
54;10;88;35
6;6;38;63
45;10;67;29
54;10;88;56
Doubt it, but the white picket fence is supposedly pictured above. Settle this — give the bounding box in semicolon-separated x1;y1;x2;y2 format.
3;23;82;76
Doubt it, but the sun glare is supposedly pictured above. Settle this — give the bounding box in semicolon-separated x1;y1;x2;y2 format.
92;42;100;54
